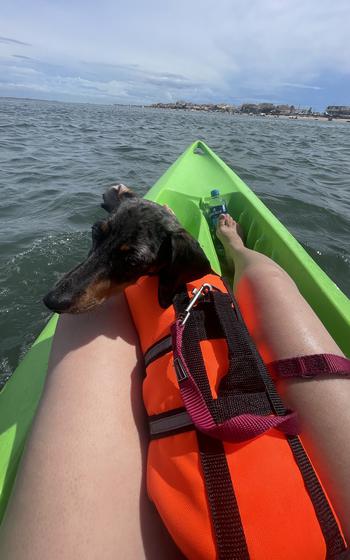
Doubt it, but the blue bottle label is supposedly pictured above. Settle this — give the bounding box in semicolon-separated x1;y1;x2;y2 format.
209;204;227;228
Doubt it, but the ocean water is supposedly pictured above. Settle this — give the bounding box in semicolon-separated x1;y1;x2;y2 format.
0;98;349;385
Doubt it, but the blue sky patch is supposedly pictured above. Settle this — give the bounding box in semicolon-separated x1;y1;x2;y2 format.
0;0;349;109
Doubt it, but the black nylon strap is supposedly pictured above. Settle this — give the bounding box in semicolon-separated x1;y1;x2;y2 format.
288;435;347;559
221;279;347;558
197;430;250;560
180;295;275;424
173;288;250;558
212;292;267;393
182;309;221;420
211;291;275;423
222;278;287;416
173;292;220;418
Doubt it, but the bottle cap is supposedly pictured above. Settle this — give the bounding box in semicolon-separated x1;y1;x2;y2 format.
211;189;220;197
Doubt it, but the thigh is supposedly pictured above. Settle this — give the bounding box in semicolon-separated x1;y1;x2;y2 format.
234;263;350;540
234;265;344;363
0;294;183;560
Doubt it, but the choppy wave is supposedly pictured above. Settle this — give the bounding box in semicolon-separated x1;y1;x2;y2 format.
0;98;349;380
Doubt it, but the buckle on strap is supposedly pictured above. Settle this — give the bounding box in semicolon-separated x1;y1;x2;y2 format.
174;356;188;382
180;283;213;326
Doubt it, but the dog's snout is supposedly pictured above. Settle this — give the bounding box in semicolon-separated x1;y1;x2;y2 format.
43;291;73;313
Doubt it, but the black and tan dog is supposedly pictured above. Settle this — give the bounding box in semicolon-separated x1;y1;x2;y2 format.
43;184;211;313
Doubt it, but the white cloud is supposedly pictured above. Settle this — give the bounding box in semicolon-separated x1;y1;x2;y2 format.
0;63;213;104
0;0;349;104
7;65;41;76
280;83;322;91
4;81;50;93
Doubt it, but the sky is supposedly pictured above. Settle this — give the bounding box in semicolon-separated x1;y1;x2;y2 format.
0;0;349;109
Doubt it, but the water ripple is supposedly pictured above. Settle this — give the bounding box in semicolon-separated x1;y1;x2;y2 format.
0;98;349;378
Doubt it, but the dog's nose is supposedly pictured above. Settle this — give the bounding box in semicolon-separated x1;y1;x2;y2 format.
43;292;73;313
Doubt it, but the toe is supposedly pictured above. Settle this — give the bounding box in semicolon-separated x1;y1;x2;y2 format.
216;214;225;232
226;214;234;226
217;213;227;225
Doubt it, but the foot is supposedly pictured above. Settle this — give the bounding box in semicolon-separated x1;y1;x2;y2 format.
216;214;245;252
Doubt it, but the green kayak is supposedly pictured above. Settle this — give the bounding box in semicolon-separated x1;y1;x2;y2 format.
0;140;349;523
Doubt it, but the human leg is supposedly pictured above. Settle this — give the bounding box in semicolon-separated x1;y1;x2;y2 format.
217;214;350;541
0;294;183;560
217;215;344;362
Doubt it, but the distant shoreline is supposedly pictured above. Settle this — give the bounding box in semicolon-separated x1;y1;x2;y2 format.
244;113;348;123
1;96;349;122
148;102;350;121
146;108;349;123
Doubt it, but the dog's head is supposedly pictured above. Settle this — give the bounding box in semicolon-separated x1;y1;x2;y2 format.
43;184;211;313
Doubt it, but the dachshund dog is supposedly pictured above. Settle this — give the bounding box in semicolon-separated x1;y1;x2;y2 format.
43;184;211;313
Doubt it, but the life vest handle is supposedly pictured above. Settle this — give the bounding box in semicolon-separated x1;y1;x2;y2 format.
171;315;299;442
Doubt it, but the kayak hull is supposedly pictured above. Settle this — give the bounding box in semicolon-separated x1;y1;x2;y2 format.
0;140;349;523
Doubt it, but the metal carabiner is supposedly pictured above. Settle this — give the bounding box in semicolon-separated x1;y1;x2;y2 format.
180;283;212;326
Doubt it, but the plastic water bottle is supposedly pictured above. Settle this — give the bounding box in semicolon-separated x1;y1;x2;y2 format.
207;189;227;230
206;189;227;260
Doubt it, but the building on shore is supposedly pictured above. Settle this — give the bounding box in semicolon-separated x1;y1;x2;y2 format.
325;106;350;118
149;101;349;119
150;101;238;112
240;103;297;115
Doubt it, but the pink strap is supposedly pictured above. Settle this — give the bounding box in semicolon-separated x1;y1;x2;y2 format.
171;320;299;443
268;354;350;381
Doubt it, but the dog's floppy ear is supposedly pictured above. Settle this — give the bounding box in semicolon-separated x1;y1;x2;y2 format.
101;184;135;213
158;230;211;308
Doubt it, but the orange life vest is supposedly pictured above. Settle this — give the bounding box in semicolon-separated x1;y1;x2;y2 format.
125;273;347;559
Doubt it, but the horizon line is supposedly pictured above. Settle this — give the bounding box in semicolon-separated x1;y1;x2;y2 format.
0;94;348;111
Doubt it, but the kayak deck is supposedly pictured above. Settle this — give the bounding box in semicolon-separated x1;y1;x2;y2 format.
0;140;349;524
146;141;350;355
